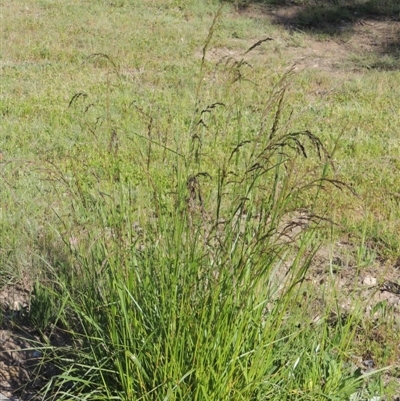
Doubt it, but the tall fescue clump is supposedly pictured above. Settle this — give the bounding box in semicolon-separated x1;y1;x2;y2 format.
37;19;365;401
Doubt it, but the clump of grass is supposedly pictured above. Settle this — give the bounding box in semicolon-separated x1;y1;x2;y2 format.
350;52;400;72
31;28;375;400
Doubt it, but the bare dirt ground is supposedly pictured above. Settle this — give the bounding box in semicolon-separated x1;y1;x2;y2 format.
0;285;39;400
0;286;63;400
269;4;400;71
205;4;399;72
1;3;399;400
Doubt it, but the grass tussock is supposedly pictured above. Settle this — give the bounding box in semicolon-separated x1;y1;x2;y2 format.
29;37;366;401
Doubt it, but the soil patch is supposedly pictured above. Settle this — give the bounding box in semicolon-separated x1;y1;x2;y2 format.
0;285;67;401
219;3;400;72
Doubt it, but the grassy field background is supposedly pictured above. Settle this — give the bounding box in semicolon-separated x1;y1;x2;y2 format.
1;0;400;399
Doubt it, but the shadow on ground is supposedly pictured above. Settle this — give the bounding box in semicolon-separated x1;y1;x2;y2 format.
273;0;400;30
228;0;400;70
